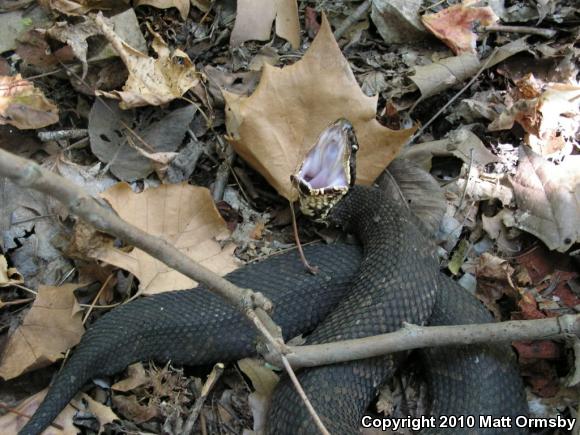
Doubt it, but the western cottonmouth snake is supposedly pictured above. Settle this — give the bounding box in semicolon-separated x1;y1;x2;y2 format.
18;121;527;434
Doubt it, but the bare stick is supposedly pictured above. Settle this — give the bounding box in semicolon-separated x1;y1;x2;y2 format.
282;314;580;369
212;141;235;202
0;148;282;352
484;24;557;39
38;129;88;142
281;356;330;435
183;363;225;434
334;0;371;40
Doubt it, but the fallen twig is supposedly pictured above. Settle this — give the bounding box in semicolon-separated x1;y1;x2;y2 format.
281;314;580;369
0;148;280;352
281;355;330;435
0;148;328;433
484;24;557;39
334;0;371;40
37;129;88;142
183;362;225;434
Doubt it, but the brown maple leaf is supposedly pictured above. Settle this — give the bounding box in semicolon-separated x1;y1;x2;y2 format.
224;14;414;201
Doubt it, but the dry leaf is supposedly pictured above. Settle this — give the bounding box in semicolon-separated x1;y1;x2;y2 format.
422;4;498;55
112;394;160;424
489;80;580;156
88;99;195;181
238;358;279;433
0;255;23;287
377;158;446;236
0;284;83;380
0;389;117;434
93;183;238;295
135;0;189;20
0;74;59;129
225;14;413;200
46;15;102;79
400;128;498;171
230;0;299;49
112;362;150;392
94;13;199;109
370;0;427;44
505;146;579;252
410;38;529;100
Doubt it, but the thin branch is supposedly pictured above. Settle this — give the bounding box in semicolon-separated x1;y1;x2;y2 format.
0;148;280;352
281;314;580;369
333;0;371;40
281;356;330;435
37;129;88;142
484;24;557;39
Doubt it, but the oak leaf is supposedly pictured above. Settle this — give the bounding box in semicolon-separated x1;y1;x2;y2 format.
93;183;238;295
224;14;413;200
0;284;83;380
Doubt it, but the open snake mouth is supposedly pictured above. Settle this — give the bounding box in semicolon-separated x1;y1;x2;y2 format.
292;119;358;219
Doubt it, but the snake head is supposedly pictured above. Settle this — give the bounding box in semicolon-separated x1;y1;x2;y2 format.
291;118;358;221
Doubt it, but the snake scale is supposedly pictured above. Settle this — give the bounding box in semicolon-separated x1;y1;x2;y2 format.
18;121;527;434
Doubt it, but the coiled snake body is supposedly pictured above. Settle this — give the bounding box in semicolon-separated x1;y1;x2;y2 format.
19;121;527;434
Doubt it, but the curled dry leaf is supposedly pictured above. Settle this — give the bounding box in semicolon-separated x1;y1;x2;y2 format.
225;14;414;200
112;362;150;392
92;183;238;295
238;358;279;433
46;15;102;79
422;4;498;55
134;0;189;21
1;389;117;434
505;146;579;252
0;254;23;287
94;13;199;109
0;284;83;380
410;38;529;100
489;80;580;156
230;0;299;49
0;74;59;129
400;128;498;171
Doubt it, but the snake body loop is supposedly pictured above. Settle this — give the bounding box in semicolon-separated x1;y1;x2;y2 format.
19;188;527;434
18;121;527;434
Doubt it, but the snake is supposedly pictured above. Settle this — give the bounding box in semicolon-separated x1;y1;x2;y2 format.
18;120;527;434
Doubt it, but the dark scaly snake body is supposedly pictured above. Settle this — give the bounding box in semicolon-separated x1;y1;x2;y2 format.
19;187;527;435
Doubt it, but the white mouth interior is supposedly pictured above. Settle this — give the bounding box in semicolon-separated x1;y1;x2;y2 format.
298;124;349;190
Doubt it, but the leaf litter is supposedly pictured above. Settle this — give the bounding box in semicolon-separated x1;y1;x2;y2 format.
0;0;578;433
